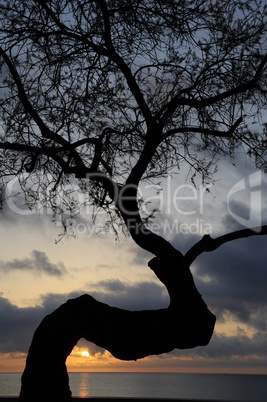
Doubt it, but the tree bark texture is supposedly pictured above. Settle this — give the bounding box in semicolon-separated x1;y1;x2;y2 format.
19;256;216;401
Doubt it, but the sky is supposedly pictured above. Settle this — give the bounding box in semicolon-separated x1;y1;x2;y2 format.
0;155;267;375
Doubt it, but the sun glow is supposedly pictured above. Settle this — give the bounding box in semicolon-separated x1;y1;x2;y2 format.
81;350;89;358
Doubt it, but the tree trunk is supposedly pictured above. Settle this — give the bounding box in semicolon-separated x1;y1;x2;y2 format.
19;256;215;401
19;180;218;401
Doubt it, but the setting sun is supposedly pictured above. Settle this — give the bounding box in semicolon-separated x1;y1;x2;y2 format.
81;351;89;358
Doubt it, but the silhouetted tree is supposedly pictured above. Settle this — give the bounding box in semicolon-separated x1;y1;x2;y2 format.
0;1;266;400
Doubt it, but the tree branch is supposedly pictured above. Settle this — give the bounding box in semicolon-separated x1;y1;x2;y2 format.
162;117;243;139
185;225;267;267
0;141;72;173
159;54;267;126
0;47;86;173
97;0;154;126
33;0;153;127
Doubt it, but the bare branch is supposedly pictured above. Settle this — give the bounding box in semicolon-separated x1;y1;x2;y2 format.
162;117;243;139
159;54;267;126
0;141;72;172
0;46;86;173
185;225;267;267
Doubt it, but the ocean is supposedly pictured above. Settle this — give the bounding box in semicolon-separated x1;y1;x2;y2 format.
0;372;266;401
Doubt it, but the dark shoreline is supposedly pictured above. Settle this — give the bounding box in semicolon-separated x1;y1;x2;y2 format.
0;396;241;402
0;399;239;402
0;399;242;402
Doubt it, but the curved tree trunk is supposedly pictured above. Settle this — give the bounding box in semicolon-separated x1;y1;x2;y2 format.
18;224;267;401
19;299;215;401
19;253;216;402
19;181;218;401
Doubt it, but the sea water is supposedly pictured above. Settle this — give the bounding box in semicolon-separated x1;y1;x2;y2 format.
0;372;266;401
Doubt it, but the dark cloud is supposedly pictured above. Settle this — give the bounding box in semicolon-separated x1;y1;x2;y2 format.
190;235;267;332
0;291;84;354
0;250;66;277
221;203;267;234
200;332;267;360
0;295;48;353
170;331;267;369
88;279;169;310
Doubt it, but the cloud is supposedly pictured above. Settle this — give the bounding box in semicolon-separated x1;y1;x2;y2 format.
189;235;267;334
199;332;267;360
0;295;46;353
129;246;153;266
169;331;267;370
72;339;105;357
88;279;169;310
0;292;79;354
0;249;66;277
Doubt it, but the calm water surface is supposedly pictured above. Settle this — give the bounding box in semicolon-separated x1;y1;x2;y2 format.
0;372;266;401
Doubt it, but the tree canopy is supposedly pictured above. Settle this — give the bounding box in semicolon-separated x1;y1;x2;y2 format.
0;0;266;238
